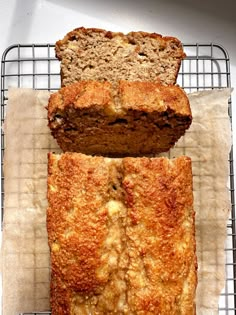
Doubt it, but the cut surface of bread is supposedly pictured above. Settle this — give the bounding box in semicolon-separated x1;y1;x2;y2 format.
47;152;197;314
47;81;192;157
55;27;186;86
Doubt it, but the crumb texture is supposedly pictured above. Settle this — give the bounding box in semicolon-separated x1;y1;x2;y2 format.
47;152;197;314
47;81;192;157
55;27;186;86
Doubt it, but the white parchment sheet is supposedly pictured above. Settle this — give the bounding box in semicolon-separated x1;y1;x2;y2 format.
1;88;232;315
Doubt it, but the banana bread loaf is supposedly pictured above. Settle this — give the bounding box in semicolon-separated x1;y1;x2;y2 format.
47;152;197;314
47;80;192;157
55;27;186;87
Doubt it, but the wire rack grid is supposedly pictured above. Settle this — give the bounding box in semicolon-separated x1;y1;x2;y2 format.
0;43;235;314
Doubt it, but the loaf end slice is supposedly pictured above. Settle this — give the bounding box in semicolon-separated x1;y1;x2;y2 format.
47;81;192;157
55;27;186;86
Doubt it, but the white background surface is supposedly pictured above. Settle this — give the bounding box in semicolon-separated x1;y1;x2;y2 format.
0;0;236;314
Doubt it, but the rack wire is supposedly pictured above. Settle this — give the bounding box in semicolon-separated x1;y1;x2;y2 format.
0;43;235;314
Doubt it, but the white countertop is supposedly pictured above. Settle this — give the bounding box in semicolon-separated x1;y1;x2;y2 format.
0;0;236;313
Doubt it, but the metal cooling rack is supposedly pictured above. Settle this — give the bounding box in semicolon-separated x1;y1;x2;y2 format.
0;43;235;314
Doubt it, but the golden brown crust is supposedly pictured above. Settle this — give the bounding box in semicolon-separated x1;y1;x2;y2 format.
123;156;197;314
119;81;191;115
47;81;192;156
47;153;111;313
47;81;112;118
47;153;197;314
48;80;190;116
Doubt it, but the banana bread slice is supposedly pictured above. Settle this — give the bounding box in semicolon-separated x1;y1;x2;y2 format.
55;27;186;87
47;152;197;314
47;80;192;157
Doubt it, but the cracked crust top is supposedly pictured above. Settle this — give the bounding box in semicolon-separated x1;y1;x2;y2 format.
47;80;191;117
47;152;197;314
47;81;192;156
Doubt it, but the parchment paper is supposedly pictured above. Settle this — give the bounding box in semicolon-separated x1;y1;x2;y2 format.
1;87;232;315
